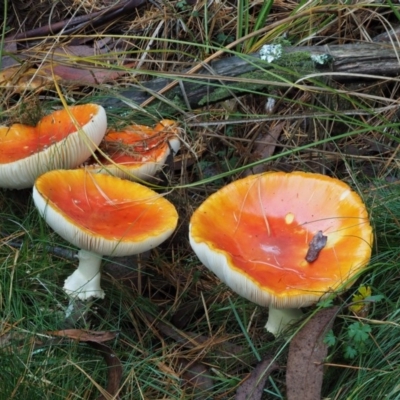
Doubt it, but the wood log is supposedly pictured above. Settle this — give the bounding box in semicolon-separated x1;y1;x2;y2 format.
100;42;400;111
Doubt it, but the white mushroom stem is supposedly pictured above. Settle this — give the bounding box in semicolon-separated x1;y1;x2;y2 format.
63;249;105;300
265;307;304;336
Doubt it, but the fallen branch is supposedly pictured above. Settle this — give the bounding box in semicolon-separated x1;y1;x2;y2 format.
99;43;400;111
13;0;146;39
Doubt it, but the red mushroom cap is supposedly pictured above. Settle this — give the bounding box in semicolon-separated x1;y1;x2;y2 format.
86;119;180;181
0;104;107;189
189;172;373;308
33;169;178;256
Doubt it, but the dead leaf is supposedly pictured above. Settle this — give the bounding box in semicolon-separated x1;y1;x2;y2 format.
47;329;118;343
89;341;123;400
286;307;339;400
43;62;136;85
1;38;19;69
178;358;214;395
172;301;203;329
235;354;279;400
249;122;284;175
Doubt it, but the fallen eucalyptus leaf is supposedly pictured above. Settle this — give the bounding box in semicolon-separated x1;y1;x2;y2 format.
178;358;214;397
89;341;123;400
235;354;279;400
286;307;339;400
46;329;118;343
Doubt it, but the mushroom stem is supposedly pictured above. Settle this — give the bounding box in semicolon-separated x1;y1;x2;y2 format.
265;307;304;336
63;249;105;300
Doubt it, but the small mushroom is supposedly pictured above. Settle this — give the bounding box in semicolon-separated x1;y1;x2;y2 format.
86;119;180;181
0;104;107;189
33;169;178;300
189;172;373;336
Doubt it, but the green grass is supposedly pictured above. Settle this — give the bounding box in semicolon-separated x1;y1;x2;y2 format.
320;182;400;399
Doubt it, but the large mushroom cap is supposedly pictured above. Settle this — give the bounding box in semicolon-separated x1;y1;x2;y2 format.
189;172;373;309
33;169;178;256
0;104;107;189
86;119;180;181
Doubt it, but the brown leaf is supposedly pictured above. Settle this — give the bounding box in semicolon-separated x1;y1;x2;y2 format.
178;358;214;395
235;354;279;400
1;38;19;69
45;63;135;85
52;45;111;58
89;341;123;400
286;307;339;400
249;122;284;175
47;329;118;343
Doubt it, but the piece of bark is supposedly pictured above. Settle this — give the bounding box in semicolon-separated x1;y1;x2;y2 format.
305;231;328;263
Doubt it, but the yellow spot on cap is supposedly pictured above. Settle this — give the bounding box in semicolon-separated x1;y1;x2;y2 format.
340;190;350;201
285;212;295;224
300;260;308;268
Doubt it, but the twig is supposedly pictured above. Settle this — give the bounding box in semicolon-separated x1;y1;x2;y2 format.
1;232;76;260
13;0;146;39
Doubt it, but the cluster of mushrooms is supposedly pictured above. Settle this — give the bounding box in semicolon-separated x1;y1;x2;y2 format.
0;104;374;336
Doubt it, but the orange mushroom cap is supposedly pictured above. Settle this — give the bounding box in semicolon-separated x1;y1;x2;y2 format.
0;66;59;92
86;119;180;181
33;169;178;256
189;172;373;309
0;104;107;189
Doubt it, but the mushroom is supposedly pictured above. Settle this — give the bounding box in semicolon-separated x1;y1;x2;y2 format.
189;172;373;336
0;104;107;189
0;66;59;93
86;119;180;181
33;169;178;300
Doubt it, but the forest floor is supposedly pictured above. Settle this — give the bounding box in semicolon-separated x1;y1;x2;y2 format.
0;1;400;399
